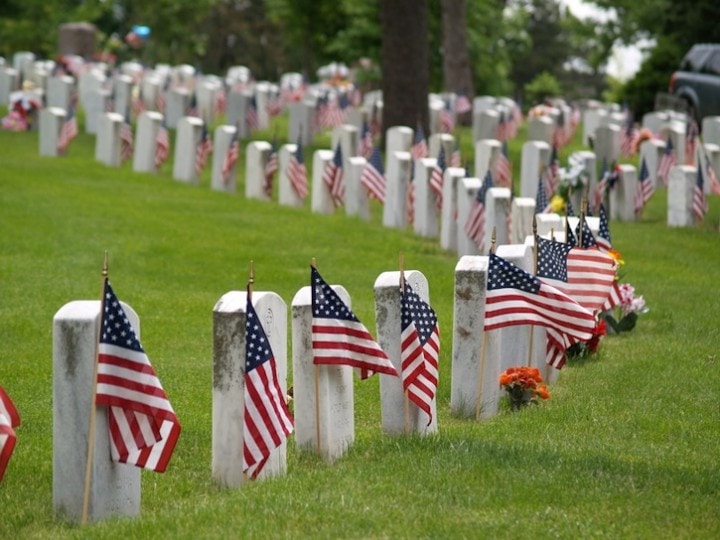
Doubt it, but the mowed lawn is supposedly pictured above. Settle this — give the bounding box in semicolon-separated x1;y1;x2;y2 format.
1;120;719;539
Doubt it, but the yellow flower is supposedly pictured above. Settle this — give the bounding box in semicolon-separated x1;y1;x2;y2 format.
608;248;625;267
550;195;565;213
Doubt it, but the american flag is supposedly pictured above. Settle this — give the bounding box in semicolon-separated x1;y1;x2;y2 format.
322;144;344;207
411;124;429;160
685;119;699;166
287;139;309;200
266;92;284;117
552;108;568;149
120;114;134;163
635;157;655;214
429;146;446;206
574;215;597;248
369;101;382;138
195;126;213;177
494;141;512;188
450;140;462;168
186;94;198;117
400;280;439;425
243;290;294;480
620;111;639;156
455;90;472;115
0;386;20;482
131;86;146;119
439;99;455;133
536;173;552;213
263;138;278;197
222;129;240;185
311;266;398;379
360;146;386;203
592;159;610;213
692;164;708;222
601;280;622;312
484;252;596;368
57;106;78;154
359;120;374;159
96;280;181;473
545;145;560;195
465;170;493;250
657;136;676;186
565;217;577;246
214;87;227;116
596;204;612;251
537;236;616;314
155;121;170;170
495;110;508;142
704;147;720;195
246;96;259;132
155;79;169;112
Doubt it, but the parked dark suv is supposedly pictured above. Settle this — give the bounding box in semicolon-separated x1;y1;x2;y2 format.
669;43;720;123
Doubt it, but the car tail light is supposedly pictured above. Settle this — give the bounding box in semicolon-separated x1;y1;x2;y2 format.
669;72;677;92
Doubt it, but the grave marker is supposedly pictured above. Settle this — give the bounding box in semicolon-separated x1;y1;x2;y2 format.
212;290;289;486
440;167;468;252
520;141;551;198
345;156;371;220
667;165;698;227
172;116;205;183
132;111;163;173
95;112;125;167
456;177;483;256
594;124;621;167
609;164;638;222
413;158;440;238
291;284;354;462
382;151;411;229
212;125;239;193
53;301;141;522
245;140;273;200
374;270;438;435
39;107;66;157
312;149;336;214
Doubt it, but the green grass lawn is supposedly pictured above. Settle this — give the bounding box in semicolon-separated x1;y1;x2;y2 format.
1;118;719;539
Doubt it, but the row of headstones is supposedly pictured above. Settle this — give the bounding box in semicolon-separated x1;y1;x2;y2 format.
53;248;560;521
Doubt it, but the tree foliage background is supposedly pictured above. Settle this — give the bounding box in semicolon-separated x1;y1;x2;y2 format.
1;0;719;115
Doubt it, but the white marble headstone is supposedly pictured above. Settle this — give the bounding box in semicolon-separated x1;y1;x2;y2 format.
440;167;468;253
382;151;411;229
95;112;124;167
212;290;289;486
312;149;336;214
520;140;551;198
172;116;204;183
133;111;163;173
667;165;697;227
245;140;272;200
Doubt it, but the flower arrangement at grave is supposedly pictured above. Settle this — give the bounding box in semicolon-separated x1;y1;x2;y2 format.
499;367;550;410
567;317;608;360
599;248;649;334
555;152;590;214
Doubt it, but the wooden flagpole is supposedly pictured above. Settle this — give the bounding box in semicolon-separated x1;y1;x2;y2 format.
310;258;322;455
82;251;109;524
243;260;255;483
399;253;410;435
527;216;538;367
475;228;497;420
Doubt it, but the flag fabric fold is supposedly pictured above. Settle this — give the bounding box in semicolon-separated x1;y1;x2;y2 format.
0;386;20;482
634;157;655;214
485;252;596;368
288;138;309;200
311;266;397;379
57;106;78;154
155;121;170;170
465;170;493;250
360;146;386;203
222;129;240;185
322;145;345;207
243;290;294;480
692;164;708;222
263;138;278;197
96;281;180;473
400;280;440;425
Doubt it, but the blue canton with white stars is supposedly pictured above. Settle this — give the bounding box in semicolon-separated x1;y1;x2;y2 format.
401;282;437;345
100;281;144;352
311;267;360;322
598;205;612;246
536;236;572;282
487;253;541;294
245;295;273;373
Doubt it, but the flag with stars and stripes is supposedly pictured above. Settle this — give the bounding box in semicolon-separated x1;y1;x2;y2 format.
574;215;597;249
596;204;612;251
0;386;20;482
222;129;240;185
703;147;720;195
692;163;708;222
57;105;78;154
411;124;428;160
400;280;439;425
545;145;560;195
429;146;446;208
484;252;595;368
657;136;676;186
360;146;386;203
635;157;655;214
96;280;181;473
536;173;552;213
120;113;134;163
287;138;309;200
155;121;170;170
243;290;294;480
494;141;512;189
311;266;398;379
322;144;345;207
263;137;278;197
359;120;374;159
464;170;493;250
195;126;213;177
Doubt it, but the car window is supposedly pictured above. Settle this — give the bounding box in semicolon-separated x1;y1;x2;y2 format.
705;51;720;75
681;46;715;71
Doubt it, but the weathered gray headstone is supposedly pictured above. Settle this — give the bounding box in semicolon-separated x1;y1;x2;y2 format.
451;256;502;419
382;151;411;229
133;111;163;173
53;301;141;522
374;270;438;435
291;284;354;462
667;165;697;227
212;290;289;486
